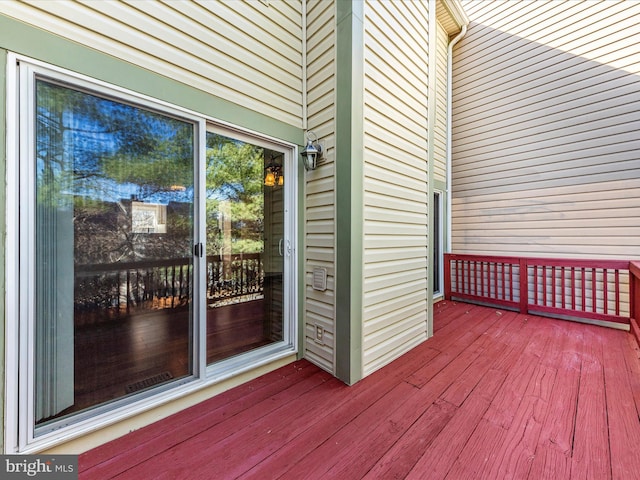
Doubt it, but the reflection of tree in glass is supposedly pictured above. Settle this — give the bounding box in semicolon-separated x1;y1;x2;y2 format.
206;133;264;255
35;79;195;265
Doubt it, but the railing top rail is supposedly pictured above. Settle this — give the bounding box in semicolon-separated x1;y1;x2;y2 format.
76;252;262;274
444;253;522;264
77;257;193;273
520;257;630;269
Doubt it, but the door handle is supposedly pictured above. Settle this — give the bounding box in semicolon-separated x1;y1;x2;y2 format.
278;238;284;256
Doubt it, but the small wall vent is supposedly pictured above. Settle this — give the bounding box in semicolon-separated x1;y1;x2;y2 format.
312;267;327;291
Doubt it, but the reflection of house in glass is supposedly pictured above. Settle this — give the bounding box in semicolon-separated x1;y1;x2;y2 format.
131;201;167;234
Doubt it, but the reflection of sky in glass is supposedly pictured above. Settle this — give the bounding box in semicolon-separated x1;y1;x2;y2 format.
36;79;194;205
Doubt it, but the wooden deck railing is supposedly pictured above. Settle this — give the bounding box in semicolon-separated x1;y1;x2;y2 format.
444;253;633;327
75;253;263;324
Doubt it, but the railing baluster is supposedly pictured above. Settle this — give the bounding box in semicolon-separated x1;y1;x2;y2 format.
542;265;547;307
519;259;528;313
582;267;586;312
125;270;130;315
493;262;497;299
534;265;538;306
615;269;620;316
471;261;475;296
603;268;608;315
509;263;513;302
552;266;556;308
571;267;576;310
465;260;469;295
592;267;597;313
561;266;565;309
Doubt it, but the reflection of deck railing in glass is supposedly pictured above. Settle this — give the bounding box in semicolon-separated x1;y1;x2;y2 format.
74;253;263;324
206;253;263;306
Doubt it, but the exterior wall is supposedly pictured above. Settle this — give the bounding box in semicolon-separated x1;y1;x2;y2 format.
361;0;431;376
0;0;304;128
452;0;640;260
303;0;336;373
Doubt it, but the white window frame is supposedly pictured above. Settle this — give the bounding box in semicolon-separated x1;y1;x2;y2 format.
433;189;445;299
203;124;299;381
5;53;298;453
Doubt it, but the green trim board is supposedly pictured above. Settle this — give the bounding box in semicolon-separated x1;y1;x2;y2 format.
426;2;438;338
334;0;364;385
297;151;305;360
0;14;301;146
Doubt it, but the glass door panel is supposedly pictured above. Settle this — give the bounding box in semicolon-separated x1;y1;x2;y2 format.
205;132;284;364
34;78;195;427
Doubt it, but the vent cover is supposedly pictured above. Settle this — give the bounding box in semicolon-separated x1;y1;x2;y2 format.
312;267;327;291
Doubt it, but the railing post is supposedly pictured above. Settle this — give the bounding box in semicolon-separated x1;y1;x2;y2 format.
519;258;528;314
631;262;637;322
444;254;452;300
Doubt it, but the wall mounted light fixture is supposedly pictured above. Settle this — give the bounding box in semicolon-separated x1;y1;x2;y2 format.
264;154;284;187
301;131;322;171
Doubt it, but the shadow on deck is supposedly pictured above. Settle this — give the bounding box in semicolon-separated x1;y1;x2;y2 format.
79;301;640;479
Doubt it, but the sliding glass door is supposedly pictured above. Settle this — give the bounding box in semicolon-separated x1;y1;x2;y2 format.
204;131;285;365
12;59;296;446
32;76;196;426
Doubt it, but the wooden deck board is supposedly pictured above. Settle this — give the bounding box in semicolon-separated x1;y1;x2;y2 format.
622;333;640;424
484;364;557;479
571;328;610;480
361;399;457;480
281;381;419;479
130;378;349;479
83;366;332;479
238;345;442;480
530;321;582;478
80;360;316;475
79;301;640;480
601;328;640;480
406;368;507;479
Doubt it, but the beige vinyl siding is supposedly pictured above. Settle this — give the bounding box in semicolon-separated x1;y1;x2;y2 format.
452;0;640;261
362;0;430;376
434;20;449;183
2;0;303;127
303;0;336;373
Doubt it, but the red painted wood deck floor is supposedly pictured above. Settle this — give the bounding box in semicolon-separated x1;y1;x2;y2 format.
80;301;640;479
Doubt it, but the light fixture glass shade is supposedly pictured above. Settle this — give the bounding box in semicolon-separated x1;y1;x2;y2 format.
264;171;276;186
301;139;321;170
277;175;284;186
